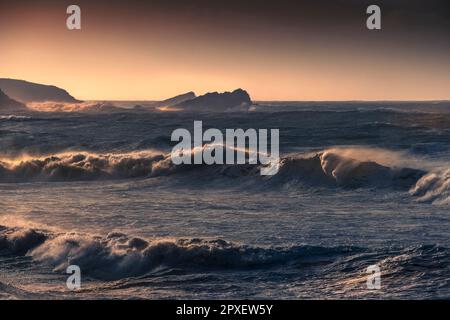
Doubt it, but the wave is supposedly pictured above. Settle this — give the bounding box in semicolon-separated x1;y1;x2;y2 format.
0;151;164;182
0;225;47;255
271;149;426;189
26;101;122;113
0;115;33;121
0;224;358;280
2;146;448;205
337;244;450;297
2;223;450;286
410;169;450;205
136;146;428;190
0;147;429;190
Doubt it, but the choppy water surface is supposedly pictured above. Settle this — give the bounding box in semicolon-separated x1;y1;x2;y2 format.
0;102;449;299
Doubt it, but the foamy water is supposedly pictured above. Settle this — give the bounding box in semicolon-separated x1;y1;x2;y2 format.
1;102;449;299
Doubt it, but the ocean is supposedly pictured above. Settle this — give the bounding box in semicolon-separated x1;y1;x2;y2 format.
0;101;449;299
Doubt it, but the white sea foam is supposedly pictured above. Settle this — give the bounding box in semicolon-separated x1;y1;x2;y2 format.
0;224;357;280
26;101;120;113
410;169;450;205
0;150;164;182
0;146;448;204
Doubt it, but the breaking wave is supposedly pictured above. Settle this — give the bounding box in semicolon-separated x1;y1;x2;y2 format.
0;225;47;255
410;169;450;205
272;148;426;189
1;145;448;205
2;224;450;284
0;150;164;182
26;101;121;113
0;224;358;280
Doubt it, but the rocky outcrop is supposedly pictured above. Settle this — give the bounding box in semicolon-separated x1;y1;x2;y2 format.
155;92;196;107
0;78;81;103
175;89;252;112
0;89;28;113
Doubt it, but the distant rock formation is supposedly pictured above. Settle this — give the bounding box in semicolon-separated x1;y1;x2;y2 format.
135;92;197;111
176;89;252;112
0;89;28;113
0;78;81;103
156;92;196;107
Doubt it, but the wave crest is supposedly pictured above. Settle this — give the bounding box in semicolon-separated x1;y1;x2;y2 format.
0;151;164;182
1;224;357;280
27;101;120;113
0;115;33;121
410;169;450;205
0;225;47;255
0;147;431;192
271;149;425;189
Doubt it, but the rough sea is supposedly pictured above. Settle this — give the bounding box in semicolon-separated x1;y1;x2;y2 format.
0;101;449;299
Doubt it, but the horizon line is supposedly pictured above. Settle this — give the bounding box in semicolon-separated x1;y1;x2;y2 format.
82;98;450;103
2;77;450;103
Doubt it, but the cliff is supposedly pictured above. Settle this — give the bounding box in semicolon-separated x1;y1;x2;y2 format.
0;78;81;103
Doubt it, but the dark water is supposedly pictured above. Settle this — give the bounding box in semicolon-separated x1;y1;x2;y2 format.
0;101;449;299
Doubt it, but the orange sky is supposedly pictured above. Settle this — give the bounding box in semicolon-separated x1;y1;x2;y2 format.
1;0;449;101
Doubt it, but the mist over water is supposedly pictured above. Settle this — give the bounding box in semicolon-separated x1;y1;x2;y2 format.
1;101;449;299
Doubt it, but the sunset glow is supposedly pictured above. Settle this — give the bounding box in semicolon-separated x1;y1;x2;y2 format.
1;0;449;101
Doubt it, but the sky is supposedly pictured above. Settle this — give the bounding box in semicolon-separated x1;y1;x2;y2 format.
1;0;449;101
